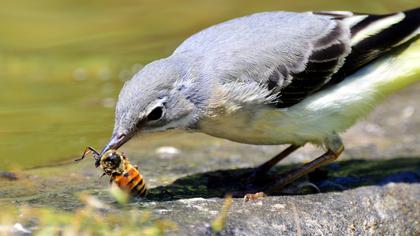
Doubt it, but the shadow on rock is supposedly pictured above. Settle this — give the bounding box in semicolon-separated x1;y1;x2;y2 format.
146;157;420;201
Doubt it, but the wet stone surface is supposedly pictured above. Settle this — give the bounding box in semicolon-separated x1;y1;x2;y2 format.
139;184;419;236
1;84;420;235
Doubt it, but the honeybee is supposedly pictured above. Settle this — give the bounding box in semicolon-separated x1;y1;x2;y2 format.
76;147;147;198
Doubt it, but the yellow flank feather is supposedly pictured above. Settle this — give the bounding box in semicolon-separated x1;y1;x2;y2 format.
377;38;420;94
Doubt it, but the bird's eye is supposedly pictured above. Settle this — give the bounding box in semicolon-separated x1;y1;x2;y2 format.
147;106;164;121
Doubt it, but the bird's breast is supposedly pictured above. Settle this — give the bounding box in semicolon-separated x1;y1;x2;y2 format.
197;107;319;145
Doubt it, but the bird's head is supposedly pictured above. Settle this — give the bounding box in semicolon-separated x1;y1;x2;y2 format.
101;59;205;154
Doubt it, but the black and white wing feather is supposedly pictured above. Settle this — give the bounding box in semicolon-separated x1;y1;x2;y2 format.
276;17;351;107
173;8;419;108
278;8;420;107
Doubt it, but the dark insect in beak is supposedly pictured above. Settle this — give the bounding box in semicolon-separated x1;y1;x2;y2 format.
104;153;122;168
75;146;101;168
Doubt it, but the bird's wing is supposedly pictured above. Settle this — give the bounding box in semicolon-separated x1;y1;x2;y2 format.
318;8;419;88
173;9;419;108
280;8;420;107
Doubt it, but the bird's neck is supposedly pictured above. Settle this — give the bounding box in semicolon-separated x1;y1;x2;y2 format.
166;55;214;125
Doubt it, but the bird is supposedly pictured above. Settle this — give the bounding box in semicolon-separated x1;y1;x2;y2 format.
100;8;420;200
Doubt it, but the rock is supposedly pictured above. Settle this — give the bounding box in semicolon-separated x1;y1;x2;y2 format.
3;148;419;235
129;184;420;236
3;148;419;236
1;84;420;235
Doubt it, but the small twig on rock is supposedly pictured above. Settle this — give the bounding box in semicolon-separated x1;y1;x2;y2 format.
211;194;233;233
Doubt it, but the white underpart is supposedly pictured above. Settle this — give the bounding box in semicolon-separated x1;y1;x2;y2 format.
315;11;354;17
351;13;405;46
199;40;420;145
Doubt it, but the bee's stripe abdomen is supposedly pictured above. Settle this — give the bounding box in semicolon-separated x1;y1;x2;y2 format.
132;178;147;197
112;169;136;191
125;165;147;197
130;172;146;197
127;172;140;187
109;165;146;197
126;167;140;188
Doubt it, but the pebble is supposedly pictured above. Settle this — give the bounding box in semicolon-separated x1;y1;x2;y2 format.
0;223;31;235
156;146;181;159
272;204;286;209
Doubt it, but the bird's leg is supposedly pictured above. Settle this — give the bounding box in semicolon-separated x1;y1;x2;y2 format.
246;144;301;181
244;134;344;201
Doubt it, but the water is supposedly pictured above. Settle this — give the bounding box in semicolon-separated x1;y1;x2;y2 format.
0;0;417;169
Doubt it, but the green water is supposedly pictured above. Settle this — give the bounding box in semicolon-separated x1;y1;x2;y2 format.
0;0;418;169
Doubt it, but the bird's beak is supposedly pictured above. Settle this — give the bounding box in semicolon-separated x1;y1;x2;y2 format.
100;132;131;156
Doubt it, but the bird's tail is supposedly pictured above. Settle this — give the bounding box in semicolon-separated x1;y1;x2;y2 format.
349;7;419;58
320;7;419;88
389;7;419;47
350;7;420;93
393;8;420;78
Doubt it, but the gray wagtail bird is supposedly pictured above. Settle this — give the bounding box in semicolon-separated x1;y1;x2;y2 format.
101;8;420;200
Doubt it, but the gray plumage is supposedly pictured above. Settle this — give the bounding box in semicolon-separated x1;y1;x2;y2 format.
174;11;350;98
102;9;420;154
